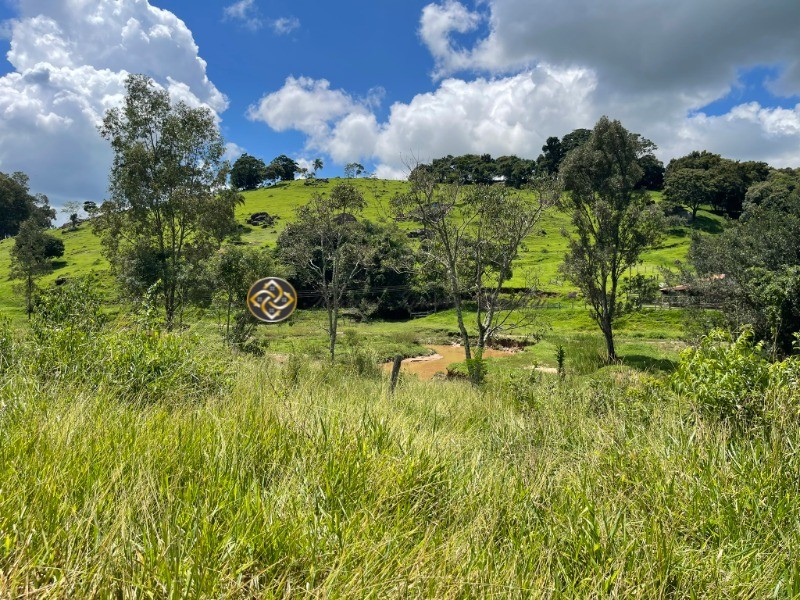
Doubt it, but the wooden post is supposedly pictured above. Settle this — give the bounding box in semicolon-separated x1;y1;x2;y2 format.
389;354;402;394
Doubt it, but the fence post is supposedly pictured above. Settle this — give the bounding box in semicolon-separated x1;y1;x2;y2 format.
390;354;402;394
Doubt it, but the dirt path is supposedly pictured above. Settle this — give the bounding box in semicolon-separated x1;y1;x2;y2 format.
383;344;515;380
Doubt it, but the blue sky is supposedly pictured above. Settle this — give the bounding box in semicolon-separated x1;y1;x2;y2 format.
0;0;799;211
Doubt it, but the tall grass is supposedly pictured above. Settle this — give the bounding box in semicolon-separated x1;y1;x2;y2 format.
2;332;800;596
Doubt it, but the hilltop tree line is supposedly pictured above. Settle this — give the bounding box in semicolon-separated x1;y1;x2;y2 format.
229;153;368;191
4;74;799;370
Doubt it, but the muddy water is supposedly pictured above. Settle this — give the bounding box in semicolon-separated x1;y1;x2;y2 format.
383;344;514;380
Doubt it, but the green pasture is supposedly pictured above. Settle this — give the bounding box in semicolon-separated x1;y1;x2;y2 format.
1;178;727;375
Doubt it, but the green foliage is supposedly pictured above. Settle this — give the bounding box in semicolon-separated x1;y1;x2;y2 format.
416;153;536;188
666;151;770;217
690;168;800;354
278;183;371;361
22;279;227;403
2;324;800;595
209;245;275;350
97;74;241;329
10;218;64;316
556;343;566;378
344;161;365;178
0;317;13;373
621;273;660;309
671;329;782;427
559;116;665;361
0;170;55;239
664;167;713;218
230;153;268;190
267;154;300;182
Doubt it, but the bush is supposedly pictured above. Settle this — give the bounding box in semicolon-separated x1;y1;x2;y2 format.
672;329;773;427
25;279;228;403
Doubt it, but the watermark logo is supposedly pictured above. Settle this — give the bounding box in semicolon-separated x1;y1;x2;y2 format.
247;277;297;323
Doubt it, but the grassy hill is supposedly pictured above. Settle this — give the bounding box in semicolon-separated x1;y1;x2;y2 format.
0;179;725;370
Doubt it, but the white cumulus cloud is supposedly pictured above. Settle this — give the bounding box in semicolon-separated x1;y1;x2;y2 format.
271;17;300;35
223;0;263;31
247;76;371;144
249;1;800;176
0;0;227;208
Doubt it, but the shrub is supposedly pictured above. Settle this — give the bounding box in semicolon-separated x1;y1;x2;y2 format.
25;278;228;403
672;329;771;426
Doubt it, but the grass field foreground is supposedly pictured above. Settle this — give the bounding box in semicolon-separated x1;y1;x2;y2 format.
1;324;799;596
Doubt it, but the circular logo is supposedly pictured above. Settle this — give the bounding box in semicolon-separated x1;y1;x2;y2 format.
247;277;298;323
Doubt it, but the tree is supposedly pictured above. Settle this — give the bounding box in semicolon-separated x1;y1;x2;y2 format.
536;136;563;175
61;201;82;230
666;151;770;218
312;158;324;175
210;245;275;349
392;169;556;381
559;117;664;362
268;155;299;182
690;168;800;355
277;182;370;361
344;162;365;178
83;201;99;217
664;168;713;219
636;154;665;190
536;128;591;176
0;171;54;239
561;128;592;154
96;74;241;329
494;155;536;188
10;218;64;317
230;153;267;190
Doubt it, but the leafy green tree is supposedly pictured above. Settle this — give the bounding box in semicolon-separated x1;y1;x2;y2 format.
536;129;591;176
312;158;324;175
636;153;665;190
0;171;54;239
666;152;770;217
10;218;64;317
268;154;299;182
83;201;99;217
210;245;275;349
344;162;365;178
230;153;267;190
560;128;592;154
96;74;241;329
277;182;370;361
494;155;536;188
690;168;800;355
664;168;713;219
559;117;665;362
393;169;556;381
535;136;563;175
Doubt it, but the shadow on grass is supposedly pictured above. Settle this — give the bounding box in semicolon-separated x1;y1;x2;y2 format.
621;354;677;373
52;260;68;270
689;214;724;234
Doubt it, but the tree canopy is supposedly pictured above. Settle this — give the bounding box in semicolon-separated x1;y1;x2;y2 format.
267;155;300;182
230;153;267;190
691;168;800;355
559;116;664;362
0;171;55;239
666;151;770;217
97;73;241;328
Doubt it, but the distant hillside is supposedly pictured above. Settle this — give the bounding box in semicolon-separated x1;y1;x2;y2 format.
0;178;725;320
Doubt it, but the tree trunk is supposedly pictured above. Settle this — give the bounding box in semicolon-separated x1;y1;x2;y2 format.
454;299;471;361
601;320;617;363
328;301;338;363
